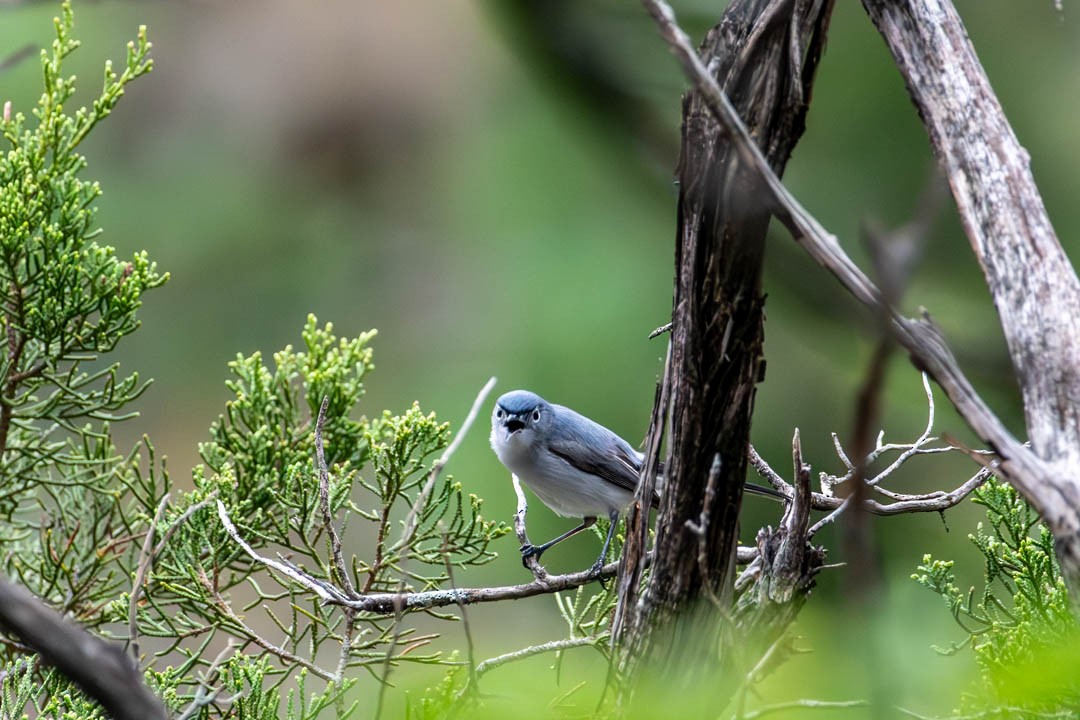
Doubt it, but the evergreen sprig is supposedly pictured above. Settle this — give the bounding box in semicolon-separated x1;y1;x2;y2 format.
140;315;507;709
0;0;165;645
915;477;1078;715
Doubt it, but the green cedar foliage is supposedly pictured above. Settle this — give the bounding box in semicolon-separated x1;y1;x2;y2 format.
0;7;508;716
915;478;1079;716
0;0;162;645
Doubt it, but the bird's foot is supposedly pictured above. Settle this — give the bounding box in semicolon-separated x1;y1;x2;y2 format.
520;543;543;568
588;558;608;587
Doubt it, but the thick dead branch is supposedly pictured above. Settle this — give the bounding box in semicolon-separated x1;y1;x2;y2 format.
626;0;836;677
0;579;167;720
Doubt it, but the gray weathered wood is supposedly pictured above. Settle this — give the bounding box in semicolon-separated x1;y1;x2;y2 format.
862;0;1080;594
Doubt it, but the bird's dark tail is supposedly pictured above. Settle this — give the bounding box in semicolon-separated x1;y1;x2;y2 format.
744;482;789;501
646;461;788;505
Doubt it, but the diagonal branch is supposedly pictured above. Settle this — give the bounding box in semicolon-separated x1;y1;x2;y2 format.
642;0;1080;586
0;579;167;720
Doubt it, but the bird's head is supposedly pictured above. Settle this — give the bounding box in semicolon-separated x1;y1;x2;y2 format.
491;390;551;451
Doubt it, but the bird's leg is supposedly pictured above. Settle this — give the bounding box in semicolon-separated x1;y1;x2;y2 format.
520;516;597;566
587;510;621;579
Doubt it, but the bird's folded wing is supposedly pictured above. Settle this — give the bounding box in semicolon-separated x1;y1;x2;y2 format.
546;438;665;512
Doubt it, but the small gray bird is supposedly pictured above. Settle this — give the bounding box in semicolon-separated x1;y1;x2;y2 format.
489;389;660;576
490;389;786;576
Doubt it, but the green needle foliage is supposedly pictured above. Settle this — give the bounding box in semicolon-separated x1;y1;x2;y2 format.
0;7;510;716
915;478;1079;716
141;314;509;710
0;0;164;635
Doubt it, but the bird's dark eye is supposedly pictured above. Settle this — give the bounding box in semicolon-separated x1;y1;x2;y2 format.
532;410;540;422
495;409;504;419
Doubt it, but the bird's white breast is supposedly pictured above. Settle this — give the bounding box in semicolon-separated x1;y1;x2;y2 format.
491;427;634;518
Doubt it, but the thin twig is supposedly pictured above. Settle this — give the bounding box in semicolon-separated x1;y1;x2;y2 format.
128;492;171;661
216;500;349;604
748;447;992;525
441;528;478;694
315;395;354;595
131;490;220;662
152;492;219;558
513;474;548;582
895;706;1076;720
476;636;604;676
174;641;239;720
735;632;788;720
648;322;672;339
392;377;497;555
742;699;870;719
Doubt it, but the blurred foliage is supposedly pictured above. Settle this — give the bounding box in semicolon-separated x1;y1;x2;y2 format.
916;478;1079;717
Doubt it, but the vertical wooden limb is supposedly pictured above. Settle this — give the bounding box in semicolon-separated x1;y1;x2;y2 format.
862;0;1080;597
619;0;837;680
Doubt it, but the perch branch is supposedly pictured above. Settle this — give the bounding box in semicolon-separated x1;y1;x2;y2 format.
218;493;625;616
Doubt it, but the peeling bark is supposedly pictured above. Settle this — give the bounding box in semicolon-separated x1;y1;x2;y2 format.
619;0;836;676
862;0;1080;596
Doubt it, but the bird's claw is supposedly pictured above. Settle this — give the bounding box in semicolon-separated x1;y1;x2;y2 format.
588;558;608;587
520;543;543;567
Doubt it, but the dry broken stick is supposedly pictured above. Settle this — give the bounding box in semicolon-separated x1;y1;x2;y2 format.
746;374;993;528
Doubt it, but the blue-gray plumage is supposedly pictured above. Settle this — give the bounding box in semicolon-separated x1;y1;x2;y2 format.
490;389;659;575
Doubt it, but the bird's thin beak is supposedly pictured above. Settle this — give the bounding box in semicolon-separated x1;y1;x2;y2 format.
505;415;525;434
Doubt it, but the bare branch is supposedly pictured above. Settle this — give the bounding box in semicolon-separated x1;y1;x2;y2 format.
742;699;870;719
128;490;219;667
512;474;549;582
128;492;171;662
219;490;623;618
0;579;167;720
216;500;349;604
315;395;354;595
174;641;239;720
748;439;991;526
201;577;337;682
475;635;604;677
649;322;673;339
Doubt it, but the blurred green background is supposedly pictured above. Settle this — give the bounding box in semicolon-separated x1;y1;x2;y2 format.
1;0;1077;715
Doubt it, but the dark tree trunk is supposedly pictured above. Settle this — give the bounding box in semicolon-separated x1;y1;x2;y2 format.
617;0;836;682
